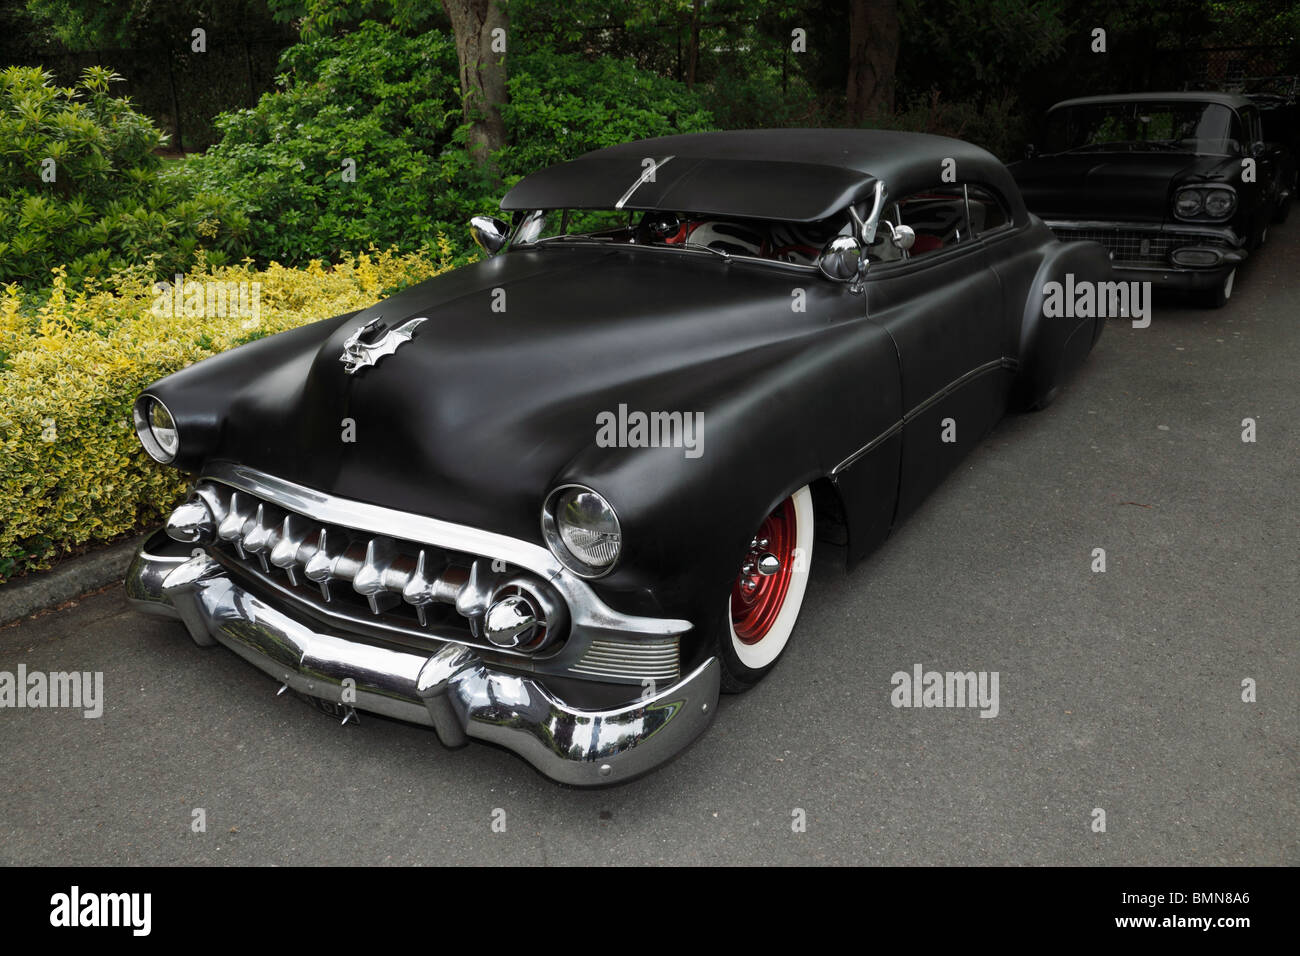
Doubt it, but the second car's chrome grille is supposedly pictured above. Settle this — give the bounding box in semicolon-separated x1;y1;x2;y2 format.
1052;227;1232;266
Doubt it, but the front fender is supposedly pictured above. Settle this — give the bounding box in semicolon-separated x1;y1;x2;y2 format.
552;317;899;664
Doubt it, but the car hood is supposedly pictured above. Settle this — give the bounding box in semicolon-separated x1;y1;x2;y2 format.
163;246;836;540
1009;151;1239;222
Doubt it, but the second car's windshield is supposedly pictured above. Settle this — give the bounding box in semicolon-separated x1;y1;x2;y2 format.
1045;102;1242;155
511;208;851;266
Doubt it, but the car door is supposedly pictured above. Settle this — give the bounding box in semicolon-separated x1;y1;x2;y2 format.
864;184;1008;522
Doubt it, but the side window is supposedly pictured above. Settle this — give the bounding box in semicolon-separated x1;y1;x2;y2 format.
965;185;1011;236
1242;108;1262;146
895;186;968;257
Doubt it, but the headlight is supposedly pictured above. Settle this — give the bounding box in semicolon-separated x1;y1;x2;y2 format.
1174;189;1204;217
133;396;179;463
542;485;622;577
1203;188;1236;218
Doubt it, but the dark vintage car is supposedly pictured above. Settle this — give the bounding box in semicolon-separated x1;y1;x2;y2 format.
1011;92;1290;308
125;129;1109;784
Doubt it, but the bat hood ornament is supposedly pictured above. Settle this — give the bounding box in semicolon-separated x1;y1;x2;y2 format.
340;315;427;374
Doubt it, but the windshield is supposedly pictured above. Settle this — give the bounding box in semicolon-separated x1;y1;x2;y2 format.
1044;102;1243;155
510;207;853;267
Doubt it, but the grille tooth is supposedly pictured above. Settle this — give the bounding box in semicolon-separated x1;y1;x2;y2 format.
455;559;505;638
352;537;400;614
218;491;252;559
242;503;276;572
303;528;338;602
269;514;310;585
403;550;438;626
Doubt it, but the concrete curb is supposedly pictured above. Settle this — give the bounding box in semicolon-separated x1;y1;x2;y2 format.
0;534;148;626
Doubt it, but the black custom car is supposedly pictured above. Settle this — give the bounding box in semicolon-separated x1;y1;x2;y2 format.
126;129;1109;784
1011;92;1290;307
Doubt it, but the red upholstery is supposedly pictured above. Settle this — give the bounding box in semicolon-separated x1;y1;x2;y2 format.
911;234;943;254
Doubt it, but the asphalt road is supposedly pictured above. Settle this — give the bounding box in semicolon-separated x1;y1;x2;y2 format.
2;223;1297;866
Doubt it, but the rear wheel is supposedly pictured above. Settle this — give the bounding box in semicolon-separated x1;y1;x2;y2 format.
717;486;814;693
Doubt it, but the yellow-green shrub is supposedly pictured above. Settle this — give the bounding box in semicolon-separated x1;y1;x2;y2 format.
0;243;457;581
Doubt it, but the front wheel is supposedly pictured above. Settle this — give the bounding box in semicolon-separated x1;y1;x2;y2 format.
717;485;815;693
1201;268;1236;309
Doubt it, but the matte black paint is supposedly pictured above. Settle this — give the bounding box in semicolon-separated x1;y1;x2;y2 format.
140;131;1108;678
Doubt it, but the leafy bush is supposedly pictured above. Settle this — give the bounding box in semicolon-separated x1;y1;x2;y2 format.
171;21;464;265
0;65;251;288
496;51;714;176
171;23;715;266
0;244;455;581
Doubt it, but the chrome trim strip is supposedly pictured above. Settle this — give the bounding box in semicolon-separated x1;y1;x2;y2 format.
201;463;693;648
614;155;674;210
130;547;717;786
831;357;1017;475
1045;219;1240;242
830;420;904;476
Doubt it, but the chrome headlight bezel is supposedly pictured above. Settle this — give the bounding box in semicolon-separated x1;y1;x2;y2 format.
133;395;180;464
1174;185;1236;221
541;484;623;578
1202;187;1236;218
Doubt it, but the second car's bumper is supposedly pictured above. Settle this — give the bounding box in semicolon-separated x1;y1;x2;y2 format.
126;533;719;786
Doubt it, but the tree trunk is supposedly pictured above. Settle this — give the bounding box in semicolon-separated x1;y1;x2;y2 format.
442;0;508;171
846;0;899;124
686;0;702;90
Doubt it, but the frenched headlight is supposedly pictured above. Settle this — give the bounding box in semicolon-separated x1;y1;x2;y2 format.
542;485;622;577
1174;189;1204;218
1203;188;1236;218
133;396;180;463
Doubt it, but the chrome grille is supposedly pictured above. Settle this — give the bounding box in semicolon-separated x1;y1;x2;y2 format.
1052;227;1231;266
195;481;560;645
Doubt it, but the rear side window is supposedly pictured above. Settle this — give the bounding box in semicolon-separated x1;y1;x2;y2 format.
965;185;1011;235
895;186;968;257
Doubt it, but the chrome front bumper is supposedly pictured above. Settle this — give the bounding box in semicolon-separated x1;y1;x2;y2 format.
126;533;719;786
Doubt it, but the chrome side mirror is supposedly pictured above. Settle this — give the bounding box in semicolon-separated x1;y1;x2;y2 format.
818;235;867;292
889;223;916;251
469;215;509;255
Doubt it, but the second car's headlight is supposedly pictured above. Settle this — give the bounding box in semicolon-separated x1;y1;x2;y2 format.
1174;189;1204;217
133;396;180;463
1203;188;1236;218
542;485;622;577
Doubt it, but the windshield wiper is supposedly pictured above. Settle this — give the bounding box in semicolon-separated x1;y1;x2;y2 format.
522;233;615;246
1066;142;1136;152
680;241;731;261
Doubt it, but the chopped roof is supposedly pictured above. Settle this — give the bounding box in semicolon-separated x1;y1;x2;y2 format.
500;128;1024;223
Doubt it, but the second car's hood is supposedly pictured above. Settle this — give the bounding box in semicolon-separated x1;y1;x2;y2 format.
188;246;837;538
1009;151;1238;222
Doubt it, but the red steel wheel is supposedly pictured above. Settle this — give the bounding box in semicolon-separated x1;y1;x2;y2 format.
722;486;814;682
731;497;798;643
